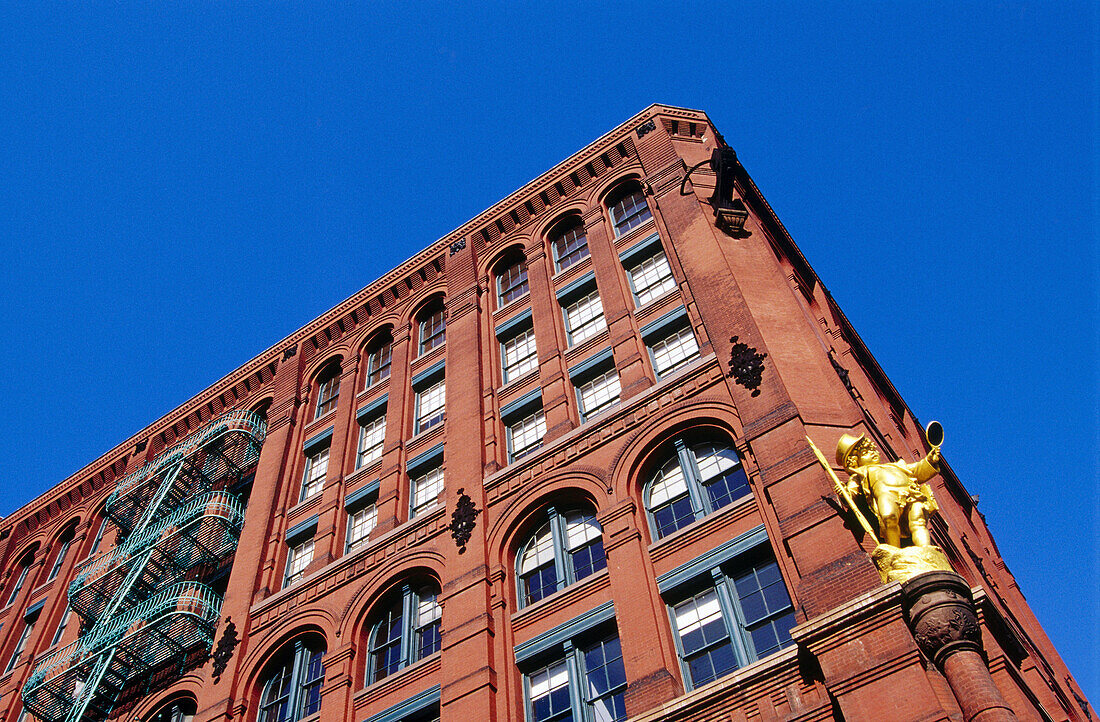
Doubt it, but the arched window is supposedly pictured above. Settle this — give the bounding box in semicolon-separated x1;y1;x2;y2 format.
645;438;751;540
46;523;77;582
367;582;442;684
607;184;652;237
517;507;606;607
364;332;393;388
144;697;196;722
257;636;326;722
5;552;34;607
314;364;341;420
418;300;447;355
549;218;589;272
496;254;529;306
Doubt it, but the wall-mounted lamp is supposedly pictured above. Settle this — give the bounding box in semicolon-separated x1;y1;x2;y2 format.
681;147;750;236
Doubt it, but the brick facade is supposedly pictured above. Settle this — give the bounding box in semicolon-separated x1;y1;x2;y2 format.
0;104;1091;722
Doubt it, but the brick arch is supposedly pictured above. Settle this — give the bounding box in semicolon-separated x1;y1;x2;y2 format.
609;399;746;502
44;514;82;547
352;318;400;357
403;284;448;329
538;206;587;242
337;551;446;641
5;538;41;570
479;240;530;280
128;682;200;722
485;470;608;570
302;351;346;388
238;621;333;694
588;168;646;207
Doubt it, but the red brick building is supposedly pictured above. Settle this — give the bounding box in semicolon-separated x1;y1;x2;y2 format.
0;104;1091;722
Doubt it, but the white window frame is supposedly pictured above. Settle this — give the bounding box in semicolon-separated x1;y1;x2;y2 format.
562;289;606;346
575;367;621;422
626;249;676;307
346;503;377;554
356;413;386;468
284;538;314;588
502;326;539;384
648;324;700;378
411;465;445;518
507;408;546;463
300;446;329;502
414;377;446;434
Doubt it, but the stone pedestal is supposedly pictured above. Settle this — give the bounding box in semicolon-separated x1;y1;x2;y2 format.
901;571;1017;722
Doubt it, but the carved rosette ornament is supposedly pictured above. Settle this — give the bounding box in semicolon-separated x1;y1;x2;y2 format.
449;488;480;554
728;336;767;396
901;571;982;668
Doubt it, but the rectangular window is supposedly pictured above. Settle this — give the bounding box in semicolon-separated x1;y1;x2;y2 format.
365;340;392;387
357;414;386;468
300;447;329;502
576;368;621;421
649;325;700;378
315;375;340;419
524;633;627;722
507;409;546;463
627;249;676;306
5;614;37;673
50;612;71;647
86;519;106;559
563;290;606;346
502;327;539;384
346;504;377;553
284;538;314;588
411;466;444;517
415;378;446;434
667;554;795;690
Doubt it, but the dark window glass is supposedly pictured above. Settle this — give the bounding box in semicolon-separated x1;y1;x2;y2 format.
517;509;605;608
646;439;750;540
315;371;340;419
258;638;325;722
367;583;442;684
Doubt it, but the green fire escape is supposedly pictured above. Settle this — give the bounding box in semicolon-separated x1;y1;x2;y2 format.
22;410;266;722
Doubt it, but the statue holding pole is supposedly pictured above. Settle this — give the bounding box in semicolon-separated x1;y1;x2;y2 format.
807;422;954;583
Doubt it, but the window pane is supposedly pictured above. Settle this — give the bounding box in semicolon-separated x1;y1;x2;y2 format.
553;224;589;272
563;290;606;345
650;326;700;377
628;250;676;306
366;340;392;387
564;511;605;581
519;522;558;605
583;636;627;722
420;307;446;353
301;447;329;501
693;443;750;510
577;369;620;420
499;260;530;304
411;466;444;516
610;190;652;235
415;587;442;659
357;415;386;468
528;660;573;722
673;588;728;655
416;379;446;433
346;504;377;552
316;375;340;418
508;409;546;462
370;601;404;682
285;539;314;587
503;327;539;383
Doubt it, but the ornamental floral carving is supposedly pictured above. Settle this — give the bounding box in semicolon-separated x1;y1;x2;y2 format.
449;488;480;554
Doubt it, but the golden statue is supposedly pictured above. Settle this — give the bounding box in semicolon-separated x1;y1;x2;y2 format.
806;424;954;583
835;433;939;548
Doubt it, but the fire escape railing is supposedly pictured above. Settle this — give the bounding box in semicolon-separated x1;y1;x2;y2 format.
22;410;266;722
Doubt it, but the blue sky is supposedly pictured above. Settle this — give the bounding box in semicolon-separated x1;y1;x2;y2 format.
0;1;1095;702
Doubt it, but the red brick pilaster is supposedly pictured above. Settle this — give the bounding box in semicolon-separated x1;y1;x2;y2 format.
310;355;361;568
374;322;413;535
526;245;573;442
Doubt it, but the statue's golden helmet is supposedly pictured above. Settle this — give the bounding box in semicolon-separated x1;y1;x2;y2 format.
836;433;867;468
